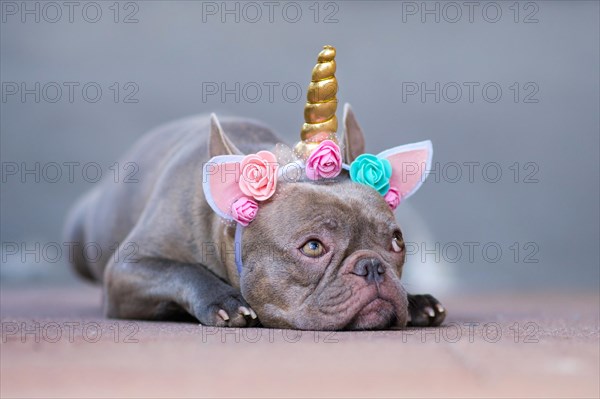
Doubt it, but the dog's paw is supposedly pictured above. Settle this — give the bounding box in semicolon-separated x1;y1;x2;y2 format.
407;294;446;327
197;292;259;328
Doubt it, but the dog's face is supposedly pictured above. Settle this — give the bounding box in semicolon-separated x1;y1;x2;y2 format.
207;104;429;330
240;178;409;330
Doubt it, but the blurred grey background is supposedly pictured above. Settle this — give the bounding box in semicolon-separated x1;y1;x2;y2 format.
1;1;598;294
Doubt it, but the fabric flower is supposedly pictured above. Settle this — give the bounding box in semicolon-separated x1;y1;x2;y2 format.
384;187;401;210
305;140;342;180
231;197;258;226
239;151;279;201
349;154;392;195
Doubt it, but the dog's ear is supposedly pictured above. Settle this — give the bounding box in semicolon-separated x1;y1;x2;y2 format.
209;113;243;157
342;103;366;164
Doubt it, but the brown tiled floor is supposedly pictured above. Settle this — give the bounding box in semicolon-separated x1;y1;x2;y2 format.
1;283;598;398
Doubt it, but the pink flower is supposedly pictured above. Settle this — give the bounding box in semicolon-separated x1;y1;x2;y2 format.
384;187;401;210
231;197;258;226
239;151;279;201
305;140;342;180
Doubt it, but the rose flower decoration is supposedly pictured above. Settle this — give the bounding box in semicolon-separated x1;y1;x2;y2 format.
349;154;392;196
238;151;279;201
305;140;342;180
383;187;401;210
231;197;258;226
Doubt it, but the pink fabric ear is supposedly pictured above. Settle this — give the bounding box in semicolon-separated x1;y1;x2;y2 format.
377;140;433;200
202;155;245;221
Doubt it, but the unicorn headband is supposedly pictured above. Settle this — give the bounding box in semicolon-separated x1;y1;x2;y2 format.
203;45;433;227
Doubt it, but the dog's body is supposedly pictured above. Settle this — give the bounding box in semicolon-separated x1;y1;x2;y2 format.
66;115;274;284
65;111;446;329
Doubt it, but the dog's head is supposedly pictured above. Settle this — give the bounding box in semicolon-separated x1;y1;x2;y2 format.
204;106;432;330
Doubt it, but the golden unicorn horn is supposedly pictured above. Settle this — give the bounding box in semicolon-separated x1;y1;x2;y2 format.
294;45;339;159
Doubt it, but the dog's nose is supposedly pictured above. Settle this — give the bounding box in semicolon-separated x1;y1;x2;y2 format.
351;258;385;283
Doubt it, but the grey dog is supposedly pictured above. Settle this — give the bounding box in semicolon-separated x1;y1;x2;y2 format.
64;106;446;330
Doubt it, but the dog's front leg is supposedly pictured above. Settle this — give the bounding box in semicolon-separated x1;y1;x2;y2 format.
104;257;258;327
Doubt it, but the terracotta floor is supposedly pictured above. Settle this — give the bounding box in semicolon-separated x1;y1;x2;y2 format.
1;283;598;398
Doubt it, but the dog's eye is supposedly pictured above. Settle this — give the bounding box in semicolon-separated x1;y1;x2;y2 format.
392;232;404;253
301;240;325;258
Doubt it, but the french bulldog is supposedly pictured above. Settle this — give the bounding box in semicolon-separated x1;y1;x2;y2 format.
64;108;446;330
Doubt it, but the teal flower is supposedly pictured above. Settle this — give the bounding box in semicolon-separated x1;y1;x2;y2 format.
349;154;392;195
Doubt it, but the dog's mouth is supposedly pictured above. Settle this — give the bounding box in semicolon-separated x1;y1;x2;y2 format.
344;297;397;330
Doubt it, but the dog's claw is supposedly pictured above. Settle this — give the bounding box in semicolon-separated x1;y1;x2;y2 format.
249;308;257;319
201;294;259;327
218;309;230;321
435;303;445;313
424;306;435;317
239;306;251;316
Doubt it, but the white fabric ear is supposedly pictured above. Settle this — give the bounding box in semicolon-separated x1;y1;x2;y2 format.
377;140;433;200
202;155;245;221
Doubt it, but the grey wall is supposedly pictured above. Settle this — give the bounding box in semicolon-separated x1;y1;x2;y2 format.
1;1;598;293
